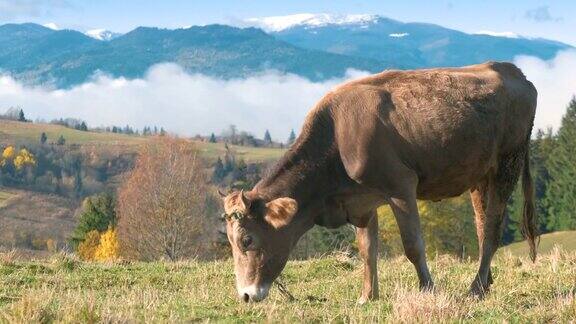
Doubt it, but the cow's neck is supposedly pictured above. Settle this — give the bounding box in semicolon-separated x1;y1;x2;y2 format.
253;112;343;211
255;145;338;204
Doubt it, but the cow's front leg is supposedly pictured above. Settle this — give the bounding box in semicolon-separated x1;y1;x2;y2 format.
356;210;379;304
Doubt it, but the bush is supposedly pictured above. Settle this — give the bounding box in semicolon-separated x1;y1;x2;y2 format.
117;137;212;261
70;193;116;247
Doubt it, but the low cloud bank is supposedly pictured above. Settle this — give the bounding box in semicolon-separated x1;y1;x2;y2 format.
514;50;576;132
0;51;575;140
0;65;367;140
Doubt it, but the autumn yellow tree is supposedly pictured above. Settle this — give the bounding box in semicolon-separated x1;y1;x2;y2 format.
14;148;36;170
94;228;119;261
1;146;36;170
1;146;15;167
2;146;15;159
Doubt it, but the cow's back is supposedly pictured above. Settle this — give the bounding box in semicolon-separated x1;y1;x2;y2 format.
329;62;536;200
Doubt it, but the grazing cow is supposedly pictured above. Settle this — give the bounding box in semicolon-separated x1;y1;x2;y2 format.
220;62;538;303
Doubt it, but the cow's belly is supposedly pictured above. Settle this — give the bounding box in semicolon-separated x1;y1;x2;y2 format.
416;172;485;201
413;142;497;201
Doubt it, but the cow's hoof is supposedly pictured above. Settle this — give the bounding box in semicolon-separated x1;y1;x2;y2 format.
468;280;490;299
419;281;435;293
357;294;378;305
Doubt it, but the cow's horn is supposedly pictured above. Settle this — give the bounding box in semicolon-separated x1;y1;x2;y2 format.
240;189;251;209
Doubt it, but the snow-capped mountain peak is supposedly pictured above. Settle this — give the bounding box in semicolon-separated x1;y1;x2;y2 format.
389;32;409;38
85;29;121;41
473;30;520;39
244;13;379;32
43;23;60;30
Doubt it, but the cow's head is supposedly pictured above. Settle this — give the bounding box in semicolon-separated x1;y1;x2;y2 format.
220;190;298;302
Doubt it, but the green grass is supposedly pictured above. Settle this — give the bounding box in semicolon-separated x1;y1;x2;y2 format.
501;231;576;256
0;191;15;208
0;120;285;162
0;251;574;322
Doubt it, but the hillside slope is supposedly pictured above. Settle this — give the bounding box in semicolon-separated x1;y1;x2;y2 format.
0;120;284;162
501;231;576;256
0;188;76;251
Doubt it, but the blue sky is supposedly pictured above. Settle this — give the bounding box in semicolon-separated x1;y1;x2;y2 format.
0;0;575;45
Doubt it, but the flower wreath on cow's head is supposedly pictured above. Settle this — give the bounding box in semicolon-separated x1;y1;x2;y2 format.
221;210;245;221
219;189;249;221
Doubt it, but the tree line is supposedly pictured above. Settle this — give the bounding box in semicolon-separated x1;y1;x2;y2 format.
206;125;297;148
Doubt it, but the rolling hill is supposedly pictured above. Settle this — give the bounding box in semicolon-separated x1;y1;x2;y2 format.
0;120;285;162
0;188;76;251
501;231;576;256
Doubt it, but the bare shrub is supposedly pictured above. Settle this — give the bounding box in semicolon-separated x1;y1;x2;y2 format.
0;250;17;266
117;137;210;261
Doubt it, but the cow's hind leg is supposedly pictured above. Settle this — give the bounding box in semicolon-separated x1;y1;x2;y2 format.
356;210;379;304
388;178;434;291
469;151;523;297
470;185;494;286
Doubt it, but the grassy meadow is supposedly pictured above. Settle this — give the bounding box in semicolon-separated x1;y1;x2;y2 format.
0;237;574;323
0;120;146;146
0;120;284;162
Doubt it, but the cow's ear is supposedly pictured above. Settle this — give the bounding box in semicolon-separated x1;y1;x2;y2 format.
264;197;298;229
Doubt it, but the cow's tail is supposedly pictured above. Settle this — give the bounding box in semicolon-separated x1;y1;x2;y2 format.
521;147;538;262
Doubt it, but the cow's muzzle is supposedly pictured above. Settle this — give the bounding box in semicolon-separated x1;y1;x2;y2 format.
238;284;270;302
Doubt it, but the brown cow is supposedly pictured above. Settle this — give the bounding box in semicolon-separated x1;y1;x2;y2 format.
220;62;538;303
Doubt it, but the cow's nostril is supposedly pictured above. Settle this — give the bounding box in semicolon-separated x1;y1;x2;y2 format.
242;293;250;303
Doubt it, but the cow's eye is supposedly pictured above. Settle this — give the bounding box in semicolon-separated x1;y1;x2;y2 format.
241;235;253;249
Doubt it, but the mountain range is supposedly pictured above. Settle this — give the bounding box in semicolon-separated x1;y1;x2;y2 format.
0;14;572;88
254;14;571;69
0;22;384;88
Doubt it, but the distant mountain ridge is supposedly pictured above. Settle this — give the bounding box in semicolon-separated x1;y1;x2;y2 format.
255;14;572;69
0;15;573;88
0;23;387;88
